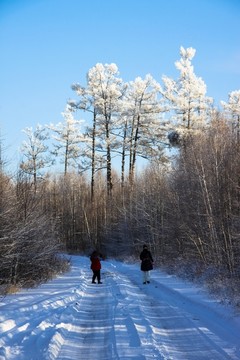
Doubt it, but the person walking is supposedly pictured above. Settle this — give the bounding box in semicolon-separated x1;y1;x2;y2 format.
90;250;102;284
140;244;153;284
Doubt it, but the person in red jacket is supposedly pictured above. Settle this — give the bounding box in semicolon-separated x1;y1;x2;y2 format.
90;250;102;284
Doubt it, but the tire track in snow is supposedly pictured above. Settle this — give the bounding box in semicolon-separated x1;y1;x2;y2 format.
106;268;165;360
106;261;240;360
47;260;240;360
48;267;118;360
0;265;86;360
1;257;239;360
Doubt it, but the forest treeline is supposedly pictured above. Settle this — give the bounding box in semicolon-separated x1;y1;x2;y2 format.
1;117;240;291
1;47;240;292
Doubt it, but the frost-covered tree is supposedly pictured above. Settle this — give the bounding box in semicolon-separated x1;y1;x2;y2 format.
48;105;84;175
20;125;52;190
70;63;125;196
87;63;125;195
160;46;213;143
123;74;166;183
221;90;240;141
69;83;102;200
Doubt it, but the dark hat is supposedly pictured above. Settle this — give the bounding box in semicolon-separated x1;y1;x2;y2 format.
143;244;148;249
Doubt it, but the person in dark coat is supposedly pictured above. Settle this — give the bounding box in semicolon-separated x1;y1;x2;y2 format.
90;250;102;284
140;244;153;284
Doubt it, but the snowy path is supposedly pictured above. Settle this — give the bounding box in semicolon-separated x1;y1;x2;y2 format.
0;256;240;360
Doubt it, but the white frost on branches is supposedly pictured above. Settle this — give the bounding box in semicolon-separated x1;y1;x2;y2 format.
160;46;213;138
221;90;240;120
48;105;85;174
20;124;52;184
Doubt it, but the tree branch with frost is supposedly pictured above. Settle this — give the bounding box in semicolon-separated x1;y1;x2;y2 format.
47;105;85;175
122;74;167;183
20;125;53;190
221;90;240;139
160;46;214;146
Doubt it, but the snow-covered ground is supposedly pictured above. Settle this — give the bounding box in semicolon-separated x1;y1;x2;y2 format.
0;255;240;360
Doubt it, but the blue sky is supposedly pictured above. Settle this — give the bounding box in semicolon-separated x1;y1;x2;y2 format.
0;0;240;169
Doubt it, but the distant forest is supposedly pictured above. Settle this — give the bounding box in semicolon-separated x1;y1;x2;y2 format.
1;47;240;295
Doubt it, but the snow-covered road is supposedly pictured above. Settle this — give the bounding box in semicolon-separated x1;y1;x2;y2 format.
0;256;239;360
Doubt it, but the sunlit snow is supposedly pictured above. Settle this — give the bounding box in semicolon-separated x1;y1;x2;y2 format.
0;255;239;360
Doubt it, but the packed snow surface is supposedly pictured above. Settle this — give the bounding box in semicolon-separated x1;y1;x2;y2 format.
0;255;240;359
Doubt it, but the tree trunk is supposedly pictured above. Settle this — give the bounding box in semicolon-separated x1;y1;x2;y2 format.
91;110;97;201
